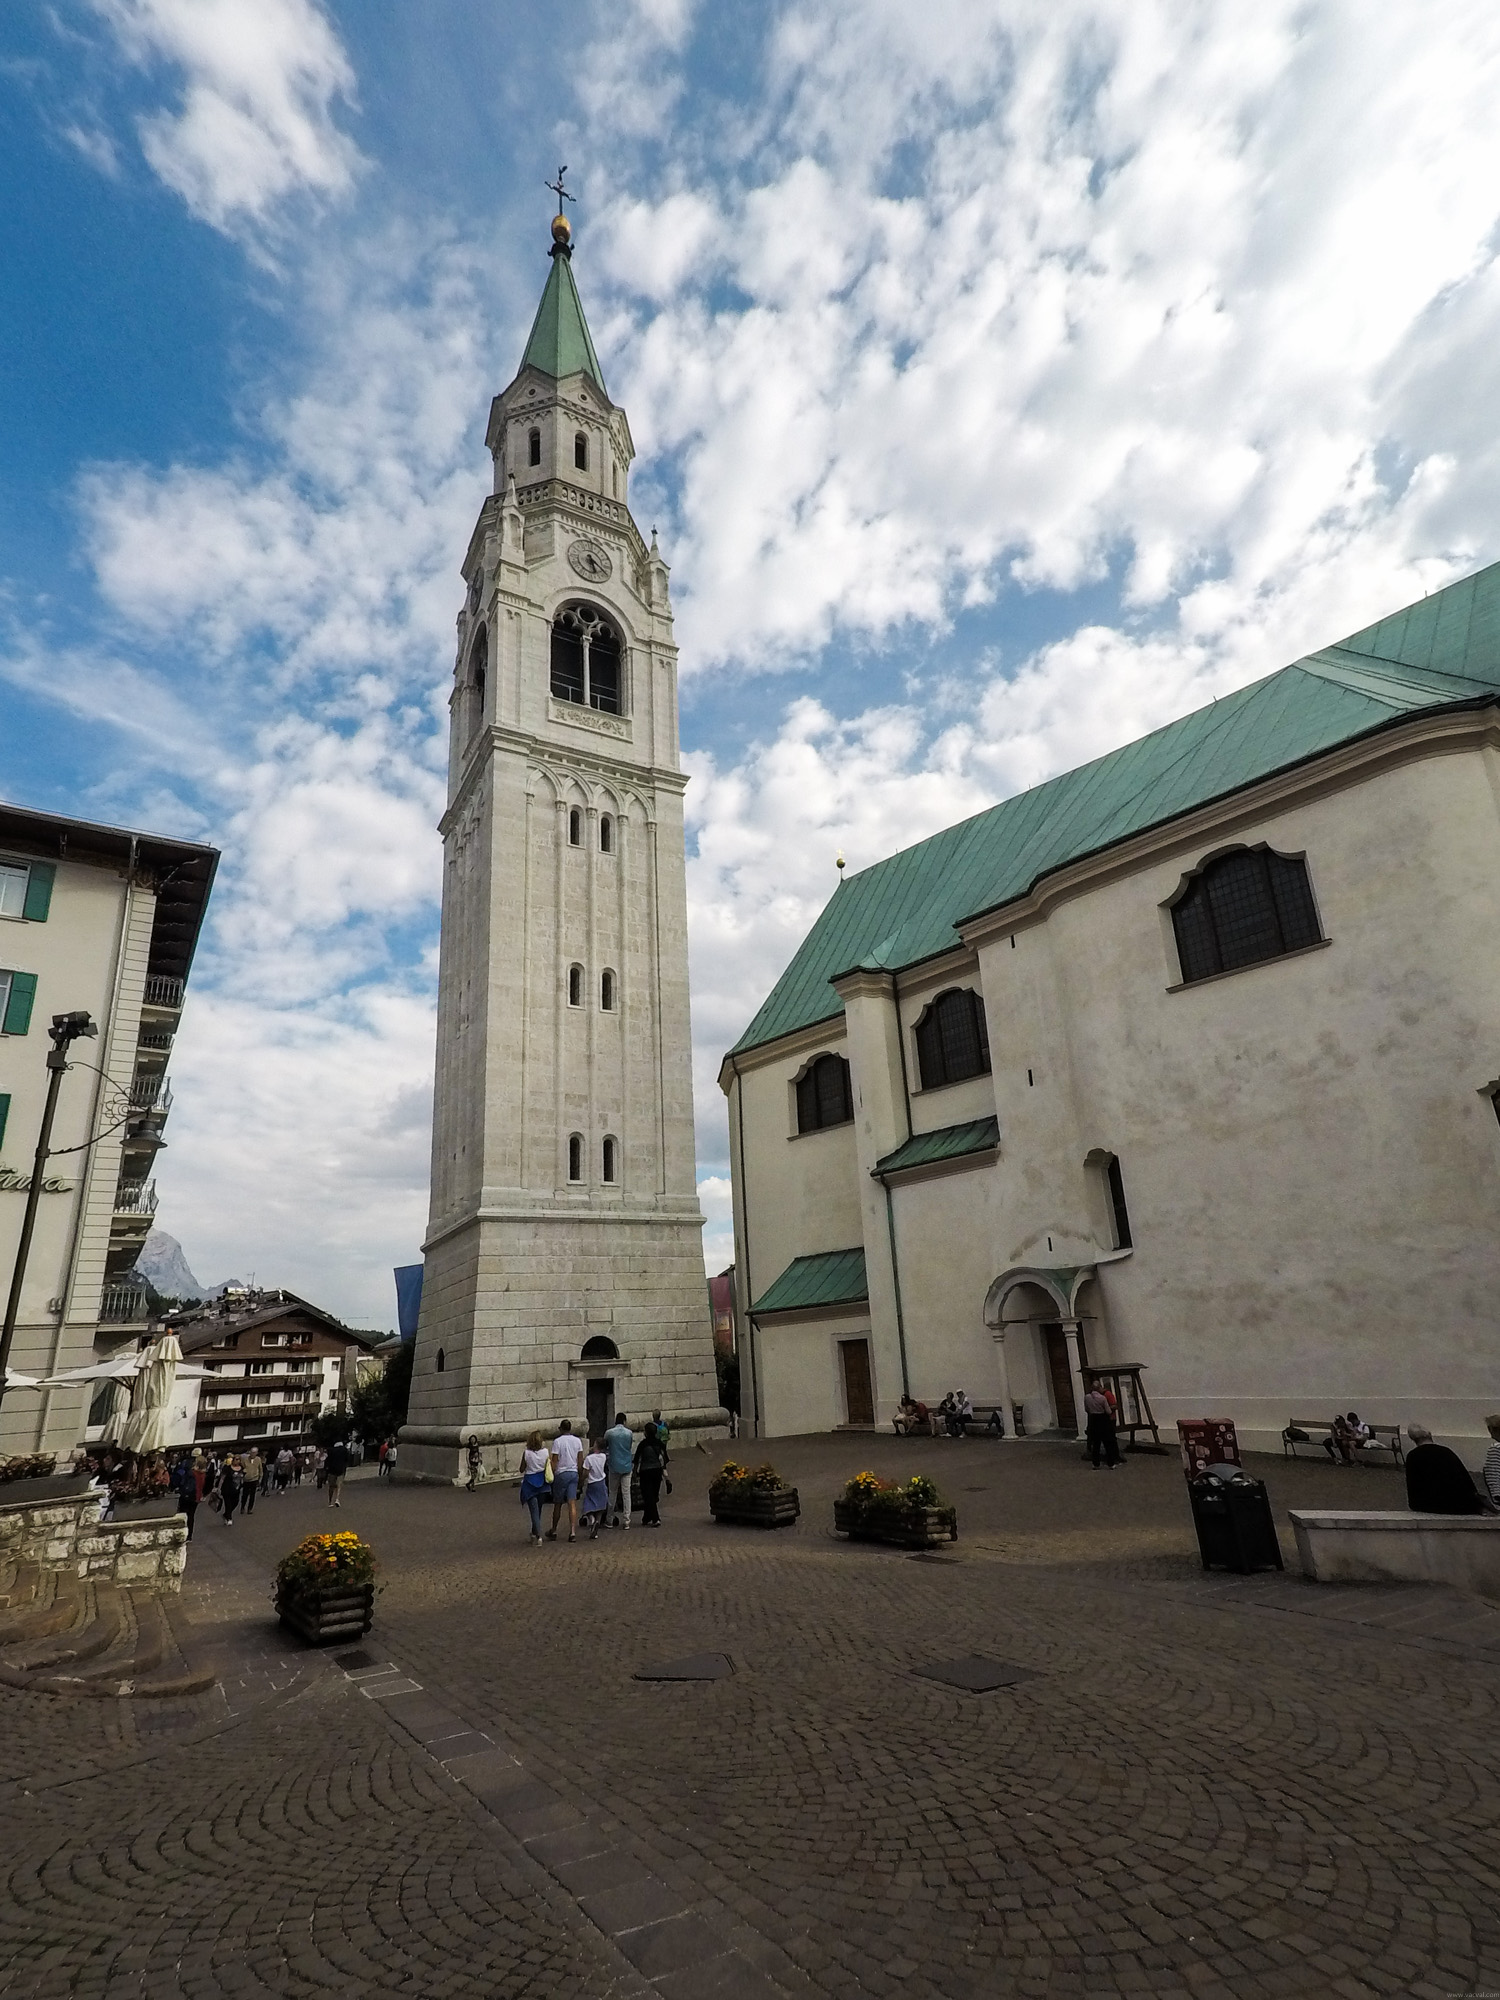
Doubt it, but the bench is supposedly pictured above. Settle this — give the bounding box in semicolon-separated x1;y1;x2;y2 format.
1282;1420;1405;1465
893;1404;1009;1438
1290;1509;1500;1593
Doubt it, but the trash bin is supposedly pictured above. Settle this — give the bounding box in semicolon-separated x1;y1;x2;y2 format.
1188;1468;1284;1573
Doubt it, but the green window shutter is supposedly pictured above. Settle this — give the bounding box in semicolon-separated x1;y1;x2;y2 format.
22;862;55;923
0;1093;9;1150
2;971;37;1036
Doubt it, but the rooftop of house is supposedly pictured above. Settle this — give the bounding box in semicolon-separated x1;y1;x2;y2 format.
175;1291;385;1355
0;799;218;985
729;558;1500;1060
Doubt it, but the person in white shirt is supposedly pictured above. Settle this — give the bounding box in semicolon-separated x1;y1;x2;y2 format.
580;1445;609;1539
546;1420;585;1543
518;1432;550;1543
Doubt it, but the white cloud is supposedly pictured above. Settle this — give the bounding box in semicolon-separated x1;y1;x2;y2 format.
592;0;1500;674
89;0;362;233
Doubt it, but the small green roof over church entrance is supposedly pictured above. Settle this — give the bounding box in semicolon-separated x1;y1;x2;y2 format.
520;247;607;394
730;559;1500;1059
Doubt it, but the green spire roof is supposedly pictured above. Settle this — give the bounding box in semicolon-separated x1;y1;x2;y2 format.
730;559;1500;1059
520;250;607;393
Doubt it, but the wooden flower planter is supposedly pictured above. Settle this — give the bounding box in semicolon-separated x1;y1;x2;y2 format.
833;1500;958;1549
276;1582;374;1645
710;1486;800;1529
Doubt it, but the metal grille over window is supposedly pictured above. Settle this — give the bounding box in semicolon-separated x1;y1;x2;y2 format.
914;989;991;1090
1172;848;1322;983
550;604;621;714
796;1053;853;1133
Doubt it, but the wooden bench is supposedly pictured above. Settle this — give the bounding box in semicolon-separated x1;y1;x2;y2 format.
893;1404;1009;1437
1282;1420;1405;1465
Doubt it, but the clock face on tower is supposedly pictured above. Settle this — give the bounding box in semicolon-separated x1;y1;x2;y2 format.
567;538;612;582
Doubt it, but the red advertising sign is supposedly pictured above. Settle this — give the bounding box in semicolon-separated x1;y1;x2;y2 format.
1177;1419;1241;1481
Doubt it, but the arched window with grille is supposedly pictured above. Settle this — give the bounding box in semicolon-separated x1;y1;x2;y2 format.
568;1133;584;1182
528;427;541;466
602;1134;618;1183
568;964;583;1007
466;626;487;733
1170;846;1322;984
795;1052;854;1133
600;968;616;1011
550;604;621;715
913;988;991;1091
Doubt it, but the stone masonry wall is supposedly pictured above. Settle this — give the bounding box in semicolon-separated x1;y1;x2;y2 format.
0;1490;187;1592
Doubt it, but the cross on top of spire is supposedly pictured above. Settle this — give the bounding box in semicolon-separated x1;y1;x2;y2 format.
547;166;575;256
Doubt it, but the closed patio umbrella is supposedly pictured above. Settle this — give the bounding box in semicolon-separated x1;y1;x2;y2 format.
121;1333;183;1454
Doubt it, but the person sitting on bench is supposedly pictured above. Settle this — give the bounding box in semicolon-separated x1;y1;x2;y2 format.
893;1396;930;1436
1323;1412;1369;1465
1404;1424;1490;1515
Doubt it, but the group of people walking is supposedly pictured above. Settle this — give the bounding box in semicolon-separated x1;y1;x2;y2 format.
518;1411;670;1545
162;1439;352;1537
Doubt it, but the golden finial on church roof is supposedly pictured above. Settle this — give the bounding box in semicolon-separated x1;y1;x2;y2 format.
836;850;846;876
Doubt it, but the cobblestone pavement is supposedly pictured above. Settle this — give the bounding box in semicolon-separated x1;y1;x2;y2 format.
2;1438;1499;1999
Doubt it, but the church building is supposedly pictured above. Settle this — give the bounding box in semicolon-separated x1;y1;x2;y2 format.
720;565;1500;1455
401;204;724;1482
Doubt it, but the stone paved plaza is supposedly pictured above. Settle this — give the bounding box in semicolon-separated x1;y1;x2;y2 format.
3;1435;1500;2000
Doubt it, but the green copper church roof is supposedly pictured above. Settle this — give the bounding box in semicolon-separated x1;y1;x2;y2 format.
731;560;1500;1058
750;1247;868;1316
520;249;607;393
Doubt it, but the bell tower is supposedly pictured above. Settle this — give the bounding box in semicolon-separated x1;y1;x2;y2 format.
401;189;726;1480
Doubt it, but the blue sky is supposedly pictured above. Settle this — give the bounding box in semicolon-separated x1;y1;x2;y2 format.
4;0;1500;1324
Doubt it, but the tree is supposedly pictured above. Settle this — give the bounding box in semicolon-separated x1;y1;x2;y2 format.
349;1340;413;1443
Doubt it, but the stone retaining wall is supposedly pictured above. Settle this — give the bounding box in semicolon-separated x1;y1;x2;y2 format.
76;1518;188;1589
0;1488;187;1592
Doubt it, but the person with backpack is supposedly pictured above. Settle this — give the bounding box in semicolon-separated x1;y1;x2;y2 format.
633;1419;670;1528
218;1456;243;1526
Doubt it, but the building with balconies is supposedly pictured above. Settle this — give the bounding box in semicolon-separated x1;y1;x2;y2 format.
176;1291;385;1447
0;801;216;1454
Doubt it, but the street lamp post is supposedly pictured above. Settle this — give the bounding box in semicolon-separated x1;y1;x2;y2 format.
0;1011;97;1421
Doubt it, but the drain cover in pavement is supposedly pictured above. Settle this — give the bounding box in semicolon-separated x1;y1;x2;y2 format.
634;1653;735;1681
914;1656;1041;1693
334;1649;377;1670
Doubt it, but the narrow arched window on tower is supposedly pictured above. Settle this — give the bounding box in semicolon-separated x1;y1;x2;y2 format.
574;432;588;470
602;1135;618;1183
599;815;613;854
568;807;582;845
528;427;541;466
436;1348;445;1372
568;1133;584;1183
568;964;583;1007
601;969;616;1011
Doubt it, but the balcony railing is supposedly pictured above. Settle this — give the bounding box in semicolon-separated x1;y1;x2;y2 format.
127;1075;173;1114
113;1179;158;1218
137;1028;174;1052
99;1285;149;1325
143;975;185;1009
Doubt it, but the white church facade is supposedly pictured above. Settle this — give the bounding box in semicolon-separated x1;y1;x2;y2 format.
401;208;723;1482
720;565;1500;1456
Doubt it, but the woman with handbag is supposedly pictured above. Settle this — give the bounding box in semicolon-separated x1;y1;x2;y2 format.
633;1420;670;1528
519;1430;551;1544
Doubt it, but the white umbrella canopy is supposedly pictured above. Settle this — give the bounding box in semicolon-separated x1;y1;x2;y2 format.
3;1368;40;1391
120;1333;182;1454
100;1376;134;1444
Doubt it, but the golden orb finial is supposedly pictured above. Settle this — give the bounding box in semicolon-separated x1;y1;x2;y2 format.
551;211;572;247
835;850;846;875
